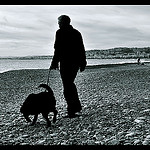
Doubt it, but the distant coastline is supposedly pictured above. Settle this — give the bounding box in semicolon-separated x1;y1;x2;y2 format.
86;47;150;59
1;47;150;60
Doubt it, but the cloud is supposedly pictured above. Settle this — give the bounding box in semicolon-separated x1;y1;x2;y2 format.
0;5;150;56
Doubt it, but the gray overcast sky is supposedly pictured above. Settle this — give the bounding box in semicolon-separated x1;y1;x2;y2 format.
0;5;150;56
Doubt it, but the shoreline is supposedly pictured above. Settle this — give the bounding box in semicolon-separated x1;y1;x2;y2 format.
1;61;150;74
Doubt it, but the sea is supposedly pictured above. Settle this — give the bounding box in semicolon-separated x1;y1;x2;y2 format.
0;58;150;73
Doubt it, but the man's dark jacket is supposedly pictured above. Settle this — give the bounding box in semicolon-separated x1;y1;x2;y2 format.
51;25;86;69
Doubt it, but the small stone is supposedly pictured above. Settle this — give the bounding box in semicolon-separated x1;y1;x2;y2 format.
110;139;119;145
143;109;150;112
60;141;67;145
82;129;88;132
124;143;131;145
134;119;144;124
95;141;101;144
142;140;149;145
22;135;29;138
117;131;124;136
62;131;67;135
125;132;135;137
36;139;46;145
145;135;150;139
134;139;140;145
137;117;145;120
20;143;28;145
8;134;14;138
50;133;57;137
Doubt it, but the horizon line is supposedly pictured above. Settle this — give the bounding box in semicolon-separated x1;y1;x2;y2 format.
1;46;150;58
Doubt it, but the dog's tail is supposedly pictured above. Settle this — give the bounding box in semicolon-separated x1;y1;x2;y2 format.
38;84;53;94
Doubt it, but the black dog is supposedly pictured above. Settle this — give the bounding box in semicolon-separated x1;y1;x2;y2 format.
20;84;57;127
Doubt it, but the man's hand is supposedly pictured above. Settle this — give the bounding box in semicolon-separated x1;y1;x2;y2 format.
80;60;87;72
50;66;58;70
80;66;85;72
50;63;59;70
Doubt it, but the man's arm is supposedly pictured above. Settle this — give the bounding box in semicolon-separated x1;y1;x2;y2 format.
78;32;87;72
50;31;60;70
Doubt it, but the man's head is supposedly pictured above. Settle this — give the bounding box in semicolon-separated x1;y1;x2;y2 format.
58;15;71;28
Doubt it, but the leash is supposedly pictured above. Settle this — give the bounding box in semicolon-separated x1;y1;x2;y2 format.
46;68;51;86
46;67;59;91
44;68;51;92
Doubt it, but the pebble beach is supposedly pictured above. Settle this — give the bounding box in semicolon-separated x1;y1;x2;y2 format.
1;63;150;145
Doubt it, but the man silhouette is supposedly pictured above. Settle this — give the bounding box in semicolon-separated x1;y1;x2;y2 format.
50;15;87;118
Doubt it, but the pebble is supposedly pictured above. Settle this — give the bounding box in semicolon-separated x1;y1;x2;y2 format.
142;140;149;145
137;117;146;120
36;139;46;145
95;141;102;144
5;123;12;126
109;139;119;145
50;133;57;137
20;143;28;145
22;134;29;138
142;135;150;145
145;135;150;139
8;134;14;138
60;140;67;145
134;119;144;124
117;131;124;136
142;109;150;112
62;131;68;135
19;129;24;131
125;132;135;137
133;139;140;145
124;143;132;145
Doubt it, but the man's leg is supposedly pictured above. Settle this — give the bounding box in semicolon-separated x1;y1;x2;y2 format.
64;82;82;116
60;66;82;116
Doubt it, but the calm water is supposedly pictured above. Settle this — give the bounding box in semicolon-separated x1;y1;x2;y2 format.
0;58;150;73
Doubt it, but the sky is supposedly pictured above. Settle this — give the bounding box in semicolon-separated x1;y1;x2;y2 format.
0;5;150;57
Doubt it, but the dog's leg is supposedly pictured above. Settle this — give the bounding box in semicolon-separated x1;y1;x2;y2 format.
42;113;51;127
30;114;38;126
53;110;58;123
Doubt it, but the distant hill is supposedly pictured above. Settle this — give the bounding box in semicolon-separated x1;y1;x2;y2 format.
1;47;150;59
86;47;150;59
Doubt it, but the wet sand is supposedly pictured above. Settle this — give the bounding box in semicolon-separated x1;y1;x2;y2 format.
0;63;150;145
